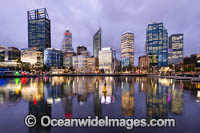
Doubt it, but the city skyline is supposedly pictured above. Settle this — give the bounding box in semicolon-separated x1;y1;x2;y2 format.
0;0;200;65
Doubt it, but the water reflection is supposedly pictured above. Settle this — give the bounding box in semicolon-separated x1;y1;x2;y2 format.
121;77;134;117
0;76;200;132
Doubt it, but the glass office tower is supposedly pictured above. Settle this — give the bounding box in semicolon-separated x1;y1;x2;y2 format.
28;8;51;51
93;28;101;57
168;34;184;65
146;22;168;67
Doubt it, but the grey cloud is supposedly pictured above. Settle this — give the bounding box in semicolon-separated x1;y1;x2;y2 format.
0;0;200;65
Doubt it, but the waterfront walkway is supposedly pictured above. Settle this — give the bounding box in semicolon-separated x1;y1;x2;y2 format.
2;73;200;82
1;73;148;78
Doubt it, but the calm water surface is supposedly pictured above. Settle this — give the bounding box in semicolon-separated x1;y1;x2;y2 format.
0;76;200;133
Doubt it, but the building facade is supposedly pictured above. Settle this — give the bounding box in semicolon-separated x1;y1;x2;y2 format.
0;46;5;62
72;55;87;73
77;45;89;56
168;34;183;65
146;22;168;67
5;47;21;62
63;51;76;69
28;8;51;51
62;29;73;52
86;57;98;73
44;48;63;67
93;28;101;57
21;49;43;69
139;55;150;71
121;32;134;68
99;47;114;73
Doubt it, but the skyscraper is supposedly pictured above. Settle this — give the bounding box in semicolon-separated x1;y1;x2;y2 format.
93;28;101;57
168;34;184;65
28;8;51;51
121;32;134;68
146;22;168;67
62;29;73;53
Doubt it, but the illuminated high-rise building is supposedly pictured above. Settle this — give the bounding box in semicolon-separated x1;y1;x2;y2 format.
93;28;101;57
168;34;183;65
28;8;51;51
146;22;168;67
121;32;134;68
62;29;73;53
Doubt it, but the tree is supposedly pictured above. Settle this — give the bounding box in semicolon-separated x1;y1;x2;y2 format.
43;65;50;72
100;69;105;74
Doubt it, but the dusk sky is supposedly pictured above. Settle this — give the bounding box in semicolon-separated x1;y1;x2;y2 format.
0;0;199;65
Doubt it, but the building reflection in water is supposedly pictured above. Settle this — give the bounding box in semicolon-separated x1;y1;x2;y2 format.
146;78;168;120
170;81;183;115
197;91;200;104
94;77;102;117
0;75;194;128
0;78;22;104
62;77;74;118
145;78;184;121
138;77;151;94
121;77;135;117
21;78;44;102
20;78;51;133
74;76;89;104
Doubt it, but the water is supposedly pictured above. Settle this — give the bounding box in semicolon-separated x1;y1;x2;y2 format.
0;76;200;133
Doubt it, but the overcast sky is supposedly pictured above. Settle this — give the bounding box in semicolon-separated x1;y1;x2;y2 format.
0;0;200;65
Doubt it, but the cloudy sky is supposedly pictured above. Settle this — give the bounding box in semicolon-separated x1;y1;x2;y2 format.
0;0;200;65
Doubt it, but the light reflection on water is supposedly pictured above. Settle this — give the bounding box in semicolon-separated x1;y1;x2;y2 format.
0;76;200;133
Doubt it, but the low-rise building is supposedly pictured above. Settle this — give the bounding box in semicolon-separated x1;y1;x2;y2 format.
139;55;150;72
21;49;43;70
72;55;87;73
44;48;63;68
5;47;21;62
86;57;98;73
63;51;76;69
0;46;5;62
99;47;114;73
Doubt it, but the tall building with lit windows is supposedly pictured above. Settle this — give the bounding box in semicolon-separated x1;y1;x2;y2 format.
93;28;101;57
62;29;73;53
168;34;183;65
28;8;51;51
146;22;168;67
121;32;134;68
